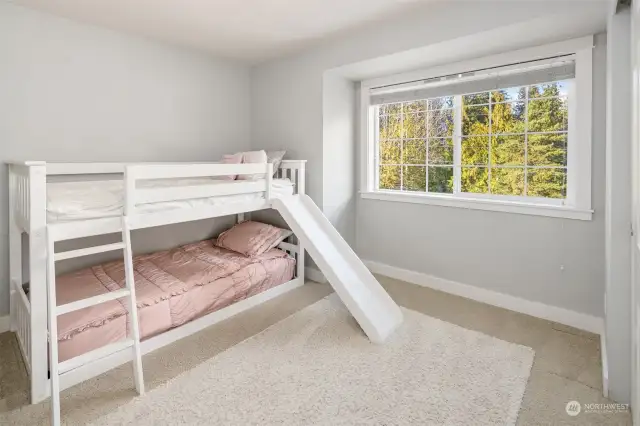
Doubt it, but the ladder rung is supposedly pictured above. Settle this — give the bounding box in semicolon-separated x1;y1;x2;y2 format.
58;339;134;374
55;242;125;261
57;288;131;316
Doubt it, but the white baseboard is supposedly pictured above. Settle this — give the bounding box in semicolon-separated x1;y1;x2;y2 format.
305;267;327;283
364;260;604;335
0;315;9;333
601;332;609;398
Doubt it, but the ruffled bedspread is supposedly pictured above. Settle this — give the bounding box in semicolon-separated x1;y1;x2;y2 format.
55;240;294;344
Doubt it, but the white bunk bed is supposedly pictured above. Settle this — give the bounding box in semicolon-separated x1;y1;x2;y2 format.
7;159;307;404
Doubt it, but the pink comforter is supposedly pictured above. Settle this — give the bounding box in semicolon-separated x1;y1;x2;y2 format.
56;240;295;361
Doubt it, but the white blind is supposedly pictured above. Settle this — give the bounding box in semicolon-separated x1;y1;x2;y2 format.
370;56;575;105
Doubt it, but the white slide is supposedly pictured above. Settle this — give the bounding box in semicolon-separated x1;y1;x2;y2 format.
273;195;403;343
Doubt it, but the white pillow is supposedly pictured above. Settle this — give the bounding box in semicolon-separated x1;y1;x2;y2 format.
237;150;268;180
267;150;286;177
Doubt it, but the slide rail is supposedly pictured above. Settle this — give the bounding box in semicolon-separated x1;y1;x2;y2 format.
273;194;402;343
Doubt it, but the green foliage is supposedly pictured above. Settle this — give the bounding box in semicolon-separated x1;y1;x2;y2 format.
378;82;568;199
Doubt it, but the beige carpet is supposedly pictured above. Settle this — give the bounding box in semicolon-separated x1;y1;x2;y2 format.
85;294;534;426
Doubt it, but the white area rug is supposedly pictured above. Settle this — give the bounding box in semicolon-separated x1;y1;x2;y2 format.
88;295;534;426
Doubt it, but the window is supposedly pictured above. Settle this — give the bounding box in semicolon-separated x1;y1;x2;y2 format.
377;82;569;201
361;41;593;220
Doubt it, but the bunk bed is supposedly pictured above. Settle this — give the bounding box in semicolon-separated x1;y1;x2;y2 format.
7;159;307;405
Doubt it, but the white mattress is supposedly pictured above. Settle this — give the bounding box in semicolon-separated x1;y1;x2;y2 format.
47;178;294;222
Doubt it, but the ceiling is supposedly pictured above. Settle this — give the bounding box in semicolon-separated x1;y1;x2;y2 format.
11;0;434;63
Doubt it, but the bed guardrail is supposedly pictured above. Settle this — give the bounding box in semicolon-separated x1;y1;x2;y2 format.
278;234;304;279
278;160;306;195
11;167;30;231
123;163;274;215
9;164;33;232
8;161;47;233
11;279;31;374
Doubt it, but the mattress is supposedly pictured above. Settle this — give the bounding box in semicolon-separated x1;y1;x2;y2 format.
47;178;294;222
56;239;295;362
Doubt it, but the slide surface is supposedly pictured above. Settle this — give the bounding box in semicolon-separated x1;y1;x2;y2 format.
273;195;403;343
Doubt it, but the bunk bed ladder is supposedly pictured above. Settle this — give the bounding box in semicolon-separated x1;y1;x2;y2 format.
46;217;145;426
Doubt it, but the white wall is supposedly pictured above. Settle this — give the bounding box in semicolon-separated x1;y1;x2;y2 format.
0;2;251;316
251;0;609;317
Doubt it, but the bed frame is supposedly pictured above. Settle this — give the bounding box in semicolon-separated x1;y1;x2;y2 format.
7;159;307;404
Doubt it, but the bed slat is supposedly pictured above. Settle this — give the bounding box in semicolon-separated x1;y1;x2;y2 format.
59;339;134;374
55;243;125;261
127;163;268;180
135;181;267;205
57;289;131;316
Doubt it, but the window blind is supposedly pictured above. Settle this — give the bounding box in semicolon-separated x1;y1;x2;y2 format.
369;56;575;105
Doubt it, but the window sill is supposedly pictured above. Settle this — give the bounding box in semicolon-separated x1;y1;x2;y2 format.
360;191;593;221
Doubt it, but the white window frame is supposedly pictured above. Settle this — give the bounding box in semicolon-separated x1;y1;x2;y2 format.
360;36;594;221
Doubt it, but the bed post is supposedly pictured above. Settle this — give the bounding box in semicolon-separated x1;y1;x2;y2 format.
265;163;273;201
28;163;48;404
123;165;136;216
297;162;306;282
8;166;21;333
297;161;306;195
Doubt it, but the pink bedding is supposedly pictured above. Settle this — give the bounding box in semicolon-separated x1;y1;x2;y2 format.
56;240;295;362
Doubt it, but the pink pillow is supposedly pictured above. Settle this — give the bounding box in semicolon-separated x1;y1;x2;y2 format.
237;150;268;180
216;152;243;180
215;221;293;257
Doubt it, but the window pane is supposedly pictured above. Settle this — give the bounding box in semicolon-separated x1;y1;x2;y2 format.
376;80;572;202
404;100;427;113
491;135;525;166
380;141;401;164
527;133;567;167
428;138;454;165
463;105;490;135
387;114;403;139
491;168;525;196
379;165;401;190
404;112;427;138
386;103;403;115
378;114;388;140
491;101;525;134
461;136;489;166
527;168;566;199
428;166;453;193
428;96;454;110
528;98;568;132
402;140;426;164
461;167;489;194
427;109;454;137
403;166;426;192
463;92;490;105
492;87;524;103
529;82;565;99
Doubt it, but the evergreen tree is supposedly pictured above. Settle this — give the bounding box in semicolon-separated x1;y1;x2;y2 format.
377;81;567;198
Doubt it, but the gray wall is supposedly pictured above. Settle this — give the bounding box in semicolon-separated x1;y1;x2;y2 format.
359;35;606;317
0;3;251;315
251;0;609;317
0;0;612;319
605;8;632;403
321;74;357;245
